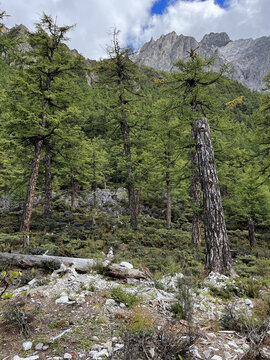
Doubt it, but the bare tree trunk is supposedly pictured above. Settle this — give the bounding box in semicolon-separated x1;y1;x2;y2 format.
71;179;79;210
91;139;97;207
191;151;201;246
120;111;137;229
136;187;141;217
44;145;52;216
20;139;43;232
166;172;172;230
248;217;256;248
20;93;49;233
193;118;233;275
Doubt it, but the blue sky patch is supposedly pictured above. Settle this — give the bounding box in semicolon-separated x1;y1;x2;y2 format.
151;0;228;16
151;0;176;15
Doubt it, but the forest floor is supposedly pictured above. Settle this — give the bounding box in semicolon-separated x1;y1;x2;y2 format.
0;201;270;359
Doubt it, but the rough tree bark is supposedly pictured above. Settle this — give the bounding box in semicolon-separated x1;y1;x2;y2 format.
120;110;137;229
20;86;50;232
248;217;256;248
192;118;233;274
20;139;43;233
191;150;201;246
44;145;52;216
136;187;141;217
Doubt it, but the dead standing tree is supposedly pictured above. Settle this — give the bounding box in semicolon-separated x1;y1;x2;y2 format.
193;118;233;274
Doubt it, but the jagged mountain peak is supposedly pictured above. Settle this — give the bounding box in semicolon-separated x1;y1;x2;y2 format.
200;32;231;48
135;31;270;91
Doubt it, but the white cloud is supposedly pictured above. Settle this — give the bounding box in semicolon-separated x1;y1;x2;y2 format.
0;0;269;59
138;0;270;46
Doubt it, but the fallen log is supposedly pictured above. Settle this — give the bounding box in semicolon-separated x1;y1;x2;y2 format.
105;263;146;279
0;252;146;279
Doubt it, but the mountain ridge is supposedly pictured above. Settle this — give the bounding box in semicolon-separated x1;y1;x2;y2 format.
134;31;270;91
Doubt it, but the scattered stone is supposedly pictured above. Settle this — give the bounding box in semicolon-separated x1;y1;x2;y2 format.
245;298;254;308
227;341;238;349
160;273;184;291
105;299;115;306
63;354;72;359
22;341;33;351
107;247;114;259
203;349;212;359
119;302;126;308
211;356;223;360
190;345;203;359
223;352;232;359
114;344;124;351
119;261;133;269
97;349;109;358
55;294;74;304
148;348;155;358
42;345;49;351
91;336;99;342
35;343;44;350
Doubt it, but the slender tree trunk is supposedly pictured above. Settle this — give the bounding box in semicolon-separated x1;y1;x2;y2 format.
20;90;50;233
193;118;233;275
191;151;201;246
20;139;43;232
71;178;79;210
248;217;256;248
44;145;52;216
120;111;137;229
91;138;97;207
166;171;172;230
136;187;141;217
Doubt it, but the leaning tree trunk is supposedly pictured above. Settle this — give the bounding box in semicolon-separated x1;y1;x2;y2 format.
44;146;52;216
20;93;49;233
193;118;233;275
120;111;137;229
191;150;201;246
248;217;256;248
20;139;43;233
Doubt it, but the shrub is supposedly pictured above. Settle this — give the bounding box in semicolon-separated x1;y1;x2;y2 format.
220;304;268;357
129;308;154;333
175;277;194;322
238;278;261;298
3;303;33;336
19;269;37;286
111;286;143;307
118;321;199;360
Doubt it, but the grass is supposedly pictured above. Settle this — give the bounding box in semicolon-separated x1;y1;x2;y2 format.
0;203;269;279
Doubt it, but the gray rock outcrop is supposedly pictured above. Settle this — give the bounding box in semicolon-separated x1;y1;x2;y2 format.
134;32;270;91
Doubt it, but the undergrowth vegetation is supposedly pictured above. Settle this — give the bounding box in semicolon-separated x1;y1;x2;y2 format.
0;203;269;280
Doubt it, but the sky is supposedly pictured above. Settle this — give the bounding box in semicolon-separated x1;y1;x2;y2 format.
1;0;269;59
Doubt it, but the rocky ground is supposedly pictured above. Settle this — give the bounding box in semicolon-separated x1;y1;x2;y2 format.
0;254;270;360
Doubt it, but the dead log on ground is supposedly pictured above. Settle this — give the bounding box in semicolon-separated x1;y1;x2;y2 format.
0;252;146;279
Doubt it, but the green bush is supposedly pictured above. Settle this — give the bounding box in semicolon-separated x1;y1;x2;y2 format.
111;286;143;307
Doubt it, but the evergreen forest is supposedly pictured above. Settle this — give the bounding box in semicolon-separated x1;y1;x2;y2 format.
0;13;269;278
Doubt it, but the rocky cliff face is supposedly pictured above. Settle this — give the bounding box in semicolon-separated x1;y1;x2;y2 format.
134;32;270;91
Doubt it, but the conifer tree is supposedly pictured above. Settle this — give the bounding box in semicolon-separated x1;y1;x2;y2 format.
169;52;233;273
6;14;84;233
96;30;144;229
